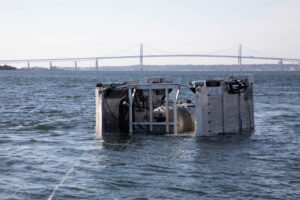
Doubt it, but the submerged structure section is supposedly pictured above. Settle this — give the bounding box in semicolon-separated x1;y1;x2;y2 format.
96;75;254;137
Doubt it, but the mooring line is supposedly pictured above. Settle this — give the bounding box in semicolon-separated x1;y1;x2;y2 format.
48;150;87;200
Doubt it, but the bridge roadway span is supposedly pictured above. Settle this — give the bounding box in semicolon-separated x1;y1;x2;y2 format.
0;54;300;63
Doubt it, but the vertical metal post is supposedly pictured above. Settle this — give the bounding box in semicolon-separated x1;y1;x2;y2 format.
165;88;169;133
238;93;242;132
173;89;177;135
96;59;99;71
27;62;30;70
49;62;52;70
247;98;252;129
194;88;204;136
149;88;153;132
75;61;77;70
128;88;133;135
96;88;104;137
175;88;180;101
221;90;225;133
140;43;143;71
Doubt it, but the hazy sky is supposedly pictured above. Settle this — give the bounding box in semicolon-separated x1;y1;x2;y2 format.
1;0;299;66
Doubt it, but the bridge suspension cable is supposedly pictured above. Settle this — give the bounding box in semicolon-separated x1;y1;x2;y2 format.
202;44;239;55
104;44;139;57
143;44;180;55
242;45;274;58
143;43;239;56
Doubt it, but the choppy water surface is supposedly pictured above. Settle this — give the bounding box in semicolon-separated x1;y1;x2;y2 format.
0;70;300;199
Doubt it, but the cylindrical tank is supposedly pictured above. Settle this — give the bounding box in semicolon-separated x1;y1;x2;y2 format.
153;104;195;133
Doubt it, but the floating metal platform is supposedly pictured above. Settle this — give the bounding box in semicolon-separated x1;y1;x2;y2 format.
96;75;254;137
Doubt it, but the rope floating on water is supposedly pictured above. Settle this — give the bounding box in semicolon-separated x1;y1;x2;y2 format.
48;150;86;200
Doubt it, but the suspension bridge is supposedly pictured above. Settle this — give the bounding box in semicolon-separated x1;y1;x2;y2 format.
0;44;299;71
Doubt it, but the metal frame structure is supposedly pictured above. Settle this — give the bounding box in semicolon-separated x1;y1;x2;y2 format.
123;83;180;135
96;74;254;137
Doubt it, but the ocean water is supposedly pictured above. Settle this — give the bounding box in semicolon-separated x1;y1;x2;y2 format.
0;70;299;200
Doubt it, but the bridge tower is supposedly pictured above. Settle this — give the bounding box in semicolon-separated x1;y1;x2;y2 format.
140;43;143;71
49;62;52;70
95;59;99;71
279;59;283;71
238;44;242;71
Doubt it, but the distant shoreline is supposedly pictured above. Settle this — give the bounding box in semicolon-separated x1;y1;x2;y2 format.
0;65;17;70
